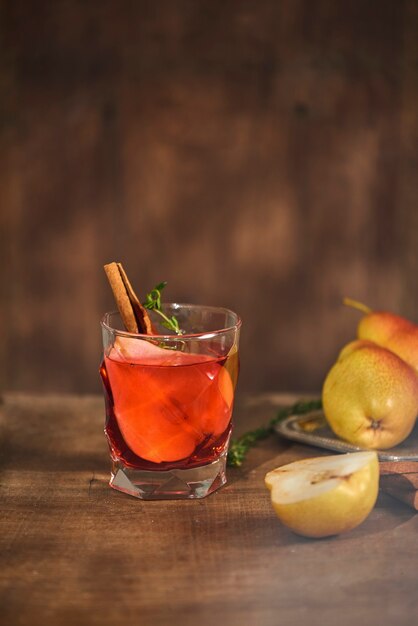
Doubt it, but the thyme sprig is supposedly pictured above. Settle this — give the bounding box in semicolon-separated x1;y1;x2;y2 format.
143;282;183;335
227;399;322;467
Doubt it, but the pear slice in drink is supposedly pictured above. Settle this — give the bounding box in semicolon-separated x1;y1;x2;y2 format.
265;451;379;538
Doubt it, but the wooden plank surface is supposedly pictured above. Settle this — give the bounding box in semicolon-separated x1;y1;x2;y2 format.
1;392;417;626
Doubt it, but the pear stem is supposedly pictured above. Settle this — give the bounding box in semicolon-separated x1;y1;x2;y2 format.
343;297;372;315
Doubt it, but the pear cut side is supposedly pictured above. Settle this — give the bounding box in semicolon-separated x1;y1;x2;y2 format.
265;451;379;538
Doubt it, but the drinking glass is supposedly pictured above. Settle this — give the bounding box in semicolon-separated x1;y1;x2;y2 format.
100;304;241;499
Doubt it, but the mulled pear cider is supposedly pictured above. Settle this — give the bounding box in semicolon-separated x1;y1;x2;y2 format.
101;336;238;470
101;263;241;499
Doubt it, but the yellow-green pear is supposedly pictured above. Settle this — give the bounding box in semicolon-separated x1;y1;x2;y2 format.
322;341;418;449
265;452;379;538
344;298;418;374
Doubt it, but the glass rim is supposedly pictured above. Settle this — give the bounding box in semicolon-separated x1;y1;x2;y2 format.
101;303;242;340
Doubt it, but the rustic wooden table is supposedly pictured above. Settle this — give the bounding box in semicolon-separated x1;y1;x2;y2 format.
1;393;417;626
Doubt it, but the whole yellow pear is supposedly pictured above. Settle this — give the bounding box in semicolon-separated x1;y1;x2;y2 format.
322;341;418;449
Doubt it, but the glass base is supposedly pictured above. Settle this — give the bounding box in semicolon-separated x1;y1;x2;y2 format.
109;454;227;500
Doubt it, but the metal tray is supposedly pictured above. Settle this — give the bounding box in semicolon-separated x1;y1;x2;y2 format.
274;410;418;461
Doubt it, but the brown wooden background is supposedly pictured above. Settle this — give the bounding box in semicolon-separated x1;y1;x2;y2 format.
1;0;417;394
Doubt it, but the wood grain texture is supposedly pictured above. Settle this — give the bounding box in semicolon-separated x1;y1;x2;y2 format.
1;392;417;626
0;1;417;393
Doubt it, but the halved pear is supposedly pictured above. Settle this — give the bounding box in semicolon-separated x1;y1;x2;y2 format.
265;451;379;538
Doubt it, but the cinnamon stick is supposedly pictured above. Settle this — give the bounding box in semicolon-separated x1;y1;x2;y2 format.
379;461;418;475
380;473;418;491
379;461;418;510
104;262;153;334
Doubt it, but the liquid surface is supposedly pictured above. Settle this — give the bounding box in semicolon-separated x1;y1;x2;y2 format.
100;338;237;470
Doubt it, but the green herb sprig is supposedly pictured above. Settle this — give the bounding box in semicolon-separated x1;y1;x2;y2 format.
143;282;183;335
227;399;322;467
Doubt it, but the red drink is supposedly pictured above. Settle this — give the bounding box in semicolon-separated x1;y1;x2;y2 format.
100;336;238;471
